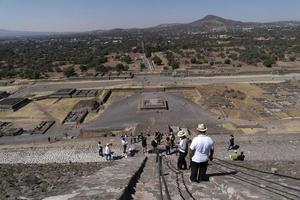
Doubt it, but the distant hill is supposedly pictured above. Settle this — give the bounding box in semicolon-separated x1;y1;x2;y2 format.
0;29;72;38
0;29;50;38
1;15;300;38
146;15;300;33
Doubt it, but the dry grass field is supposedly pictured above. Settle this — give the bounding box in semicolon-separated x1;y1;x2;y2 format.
36;97;94;123
0;102;47;126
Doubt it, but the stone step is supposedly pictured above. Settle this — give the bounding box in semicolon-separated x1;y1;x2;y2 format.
42;157;145;200
209;161;300;200
133;155;161;200
162;154;230;200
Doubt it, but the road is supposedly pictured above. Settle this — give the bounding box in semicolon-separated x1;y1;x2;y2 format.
11;73;300;97
141;41;154;71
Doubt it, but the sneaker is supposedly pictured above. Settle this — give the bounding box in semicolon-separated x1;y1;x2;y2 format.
189;179;198;184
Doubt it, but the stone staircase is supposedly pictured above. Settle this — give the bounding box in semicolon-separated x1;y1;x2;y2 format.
132;155;161;200
163;153;230;200
42;145;300;200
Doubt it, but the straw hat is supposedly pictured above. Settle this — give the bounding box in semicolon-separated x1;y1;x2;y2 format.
196;124;207;132
177;130;188;138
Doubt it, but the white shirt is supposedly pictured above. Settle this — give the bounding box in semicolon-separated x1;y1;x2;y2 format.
122;140;128;146
178;138;188;153
190;135;214;163
104;146;111;155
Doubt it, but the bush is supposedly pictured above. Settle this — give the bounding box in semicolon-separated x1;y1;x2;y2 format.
224;59;231;65
289;56;296;62
63;66;76;77
95;65;109;73
153;56;162;65
116;63;129;72
263;58;275;68
79;65;88;72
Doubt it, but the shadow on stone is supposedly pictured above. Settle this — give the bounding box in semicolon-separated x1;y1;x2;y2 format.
208;171;238;178
118;157;148;200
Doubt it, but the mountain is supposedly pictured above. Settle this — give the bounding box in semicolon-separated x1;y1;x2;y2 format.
146;15;300;33
1;15;300;38
0;29;51;38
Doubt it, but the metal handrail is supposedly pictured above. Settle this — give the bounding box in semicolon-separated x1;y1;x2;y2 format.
157;152;172;200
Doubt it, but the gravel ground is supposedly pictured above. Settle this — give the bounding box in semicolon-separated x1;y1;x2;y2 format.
0;146;125;164
210;133;300;161
0;162;113;200
0;133;299;164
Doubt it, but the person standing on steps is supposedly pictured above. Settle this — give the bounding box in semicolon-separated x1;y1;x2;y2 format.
104;143;112;161
121;136;128;155
155;131;163;145
165;136;171;155
98;141;103;157
177;130;188;170
151;137;158;154
189;123;214;183
170;131;175;149
142;136;147;153
227;134;235;150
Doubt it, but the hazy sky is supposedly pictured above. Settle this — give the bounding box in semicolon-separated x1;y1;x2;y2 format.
1;0;300;32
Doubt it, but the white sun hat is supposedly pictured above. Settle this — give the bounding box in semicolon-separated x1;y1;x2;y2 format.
196;124;207;132
177;130;188;137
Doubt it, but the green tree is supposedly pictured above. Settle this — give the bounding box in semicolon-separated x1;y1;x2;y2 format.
63;66;76;77
140;63;146;71
153;56;162;65
190;57;197;64
79;65;88;72
263;58;275;68
116;63;129;72
95;65;109;73
224;58;231;65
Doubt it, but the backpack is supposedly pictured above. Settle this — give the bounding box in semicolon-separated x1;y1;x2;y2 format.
151;140;157;147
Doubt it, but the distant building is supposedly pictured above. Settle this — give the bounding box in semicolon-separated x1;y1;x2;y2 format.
50;88;76;98
0;91;10;99
73;100;100;112
0;98;30;112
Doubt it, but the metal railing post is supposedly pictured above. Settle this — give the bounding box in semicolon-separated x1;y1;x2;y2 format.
157;153;163;200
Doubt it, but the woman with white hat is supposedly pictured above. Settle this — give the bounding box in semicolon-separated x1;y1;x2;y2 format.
177;130;188;170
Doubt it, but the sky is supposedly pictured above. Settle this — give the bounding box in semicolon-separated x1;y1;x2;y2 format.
1;0;300;32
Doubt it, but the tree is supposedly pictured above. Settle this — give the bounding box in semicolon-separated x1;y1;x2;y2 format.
95;65;108;73
145;49;152;58
22;68;41;79
120;55;132;64
263;58;275;68
79;65;88;72
63;66;76;77
116;63;129;72
153;56;162;65
190;57;197;64
170;60;180;70
140;63;146;71
289;56;296;62
224;58;231;65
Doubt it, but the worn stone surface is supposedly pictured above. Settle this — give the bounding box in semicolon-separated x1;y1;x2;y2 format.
0;162;111;200
43;157;145;200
